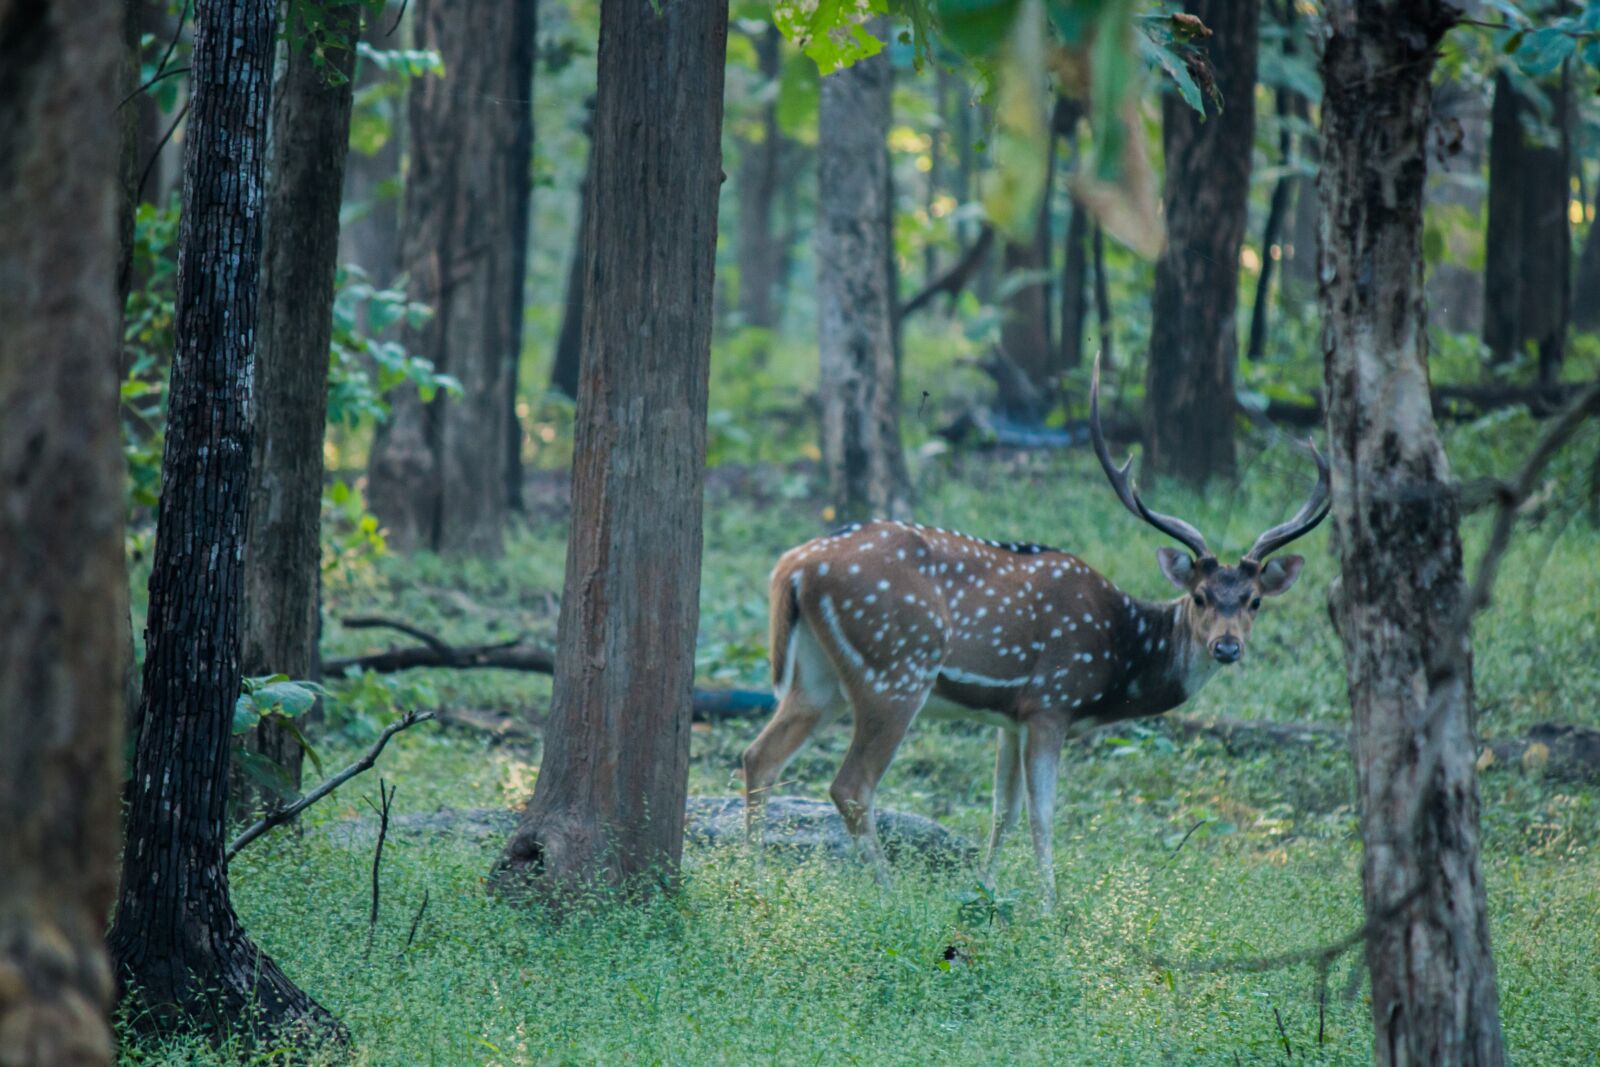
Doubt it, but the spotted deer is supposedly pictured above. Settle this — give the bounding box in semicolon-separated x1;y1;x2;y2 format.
742;358;1330;907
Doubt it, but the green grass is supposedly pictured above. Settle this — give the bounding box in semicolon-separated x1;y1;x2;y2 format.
121;422;1600;1065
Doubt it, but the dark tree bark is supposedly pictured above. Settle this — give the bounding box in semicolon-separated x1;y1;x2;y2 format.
0;1;127;1061
1484;67;1570;384
1576;212;1600;331
1143;0;1257;484
106;0;342;1042
504;0;537;515
339;2;405;287
1091;223;1113;368
1319;4;1506;1063
490;0;728;903
737;25;786;334
549;97;595;401
235;3;361;812
1056;97;1088;373
367;0;536;556
816;22;910;522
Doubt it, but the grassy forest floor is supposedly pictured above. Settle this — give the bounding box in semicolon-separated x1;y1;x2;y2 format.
120;419;1600;1065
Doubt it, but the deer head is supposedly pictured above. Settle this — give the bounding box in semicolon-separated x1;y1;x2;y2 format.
1090;356;1329;665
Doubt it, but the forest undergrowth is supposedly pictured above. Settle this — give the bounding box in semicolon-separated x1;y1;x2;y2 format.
121;421;1600;1065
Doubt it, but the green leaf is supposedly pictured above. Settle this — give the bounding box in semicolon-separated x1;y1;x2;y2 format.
252;680;321;718
1137;33;1202;114
277;717;326;778
233;694;262;735
774;0;889;73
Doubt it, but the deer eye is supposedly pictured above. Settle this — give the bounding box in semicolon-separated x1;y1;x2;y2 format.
1250;597;1262;611
1192;591;1207;607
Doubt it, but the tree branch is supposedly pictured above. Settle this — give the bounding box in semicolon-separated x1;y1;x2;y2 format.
226;710;434;863
897;225;994;320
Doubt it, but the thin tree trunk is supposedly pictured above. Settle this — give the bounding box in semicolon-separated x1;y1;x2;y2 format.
367;0;535;556
236;3;361;813
1143;0;1257;484
998;131;1056;410
1319;4;1506;1063
490;0;728;904
549;97;595;401
1246;2;1299;364
1057;98;1088;373
1092;223;1113;368
0;1;127;1060
1484;67;1571;384
339;2;405;287
106;0;343;1042
504;0;537;515
737;25;785;334
817;22;910;522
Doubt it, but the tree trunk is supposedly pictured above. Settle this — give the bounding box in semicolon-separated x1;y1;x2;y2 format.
1424;79;1489;334
367;0;535;556
235;3;361;814
0;1;127;1061
1575;211;1600;331
737;25;785;334
1092;223;1113;368
504;1;537;515
1143;0;1257;484
997;137;1055;413
1057;99;1088;375
1484;67;1570;384
550;97;595;401
816;23;910;522
339;3;405;287
1319;4;1506;1064
489;0;727;904
106;0;343;1042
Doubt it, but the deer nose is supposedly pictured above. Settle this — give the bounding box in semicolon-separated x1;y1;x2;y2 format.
1211;637;1241;664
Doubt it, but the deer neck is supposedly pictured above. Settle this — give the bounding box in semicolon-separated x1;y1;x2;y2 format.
1106;595;1215;716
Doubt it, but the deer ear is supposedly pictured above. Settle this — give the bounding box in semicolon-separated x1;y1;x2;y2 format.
1156;547;1195;590
1259;554;1305;596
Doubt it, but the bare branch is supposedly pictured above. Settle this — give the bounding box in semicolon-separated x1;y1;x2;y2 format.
226;710;434;863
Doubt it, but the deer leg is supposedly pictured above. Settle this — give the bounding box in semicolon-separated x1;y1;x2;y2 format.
742;690;831;848
984;726;1024;880
1022;716;1065;913
828;690;926;887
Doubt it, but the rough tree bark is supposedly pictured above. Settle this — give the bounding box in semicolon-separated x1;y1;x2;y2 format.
737;25;786;334
106;0;343;1042
236;1;361;812
549;97;595;401
0;1;127;1061
490;0;728;903
1319;4;1506;1064
367;0;535;555
816;22;910;522
1143;0;1257;484
1484;67;1570;384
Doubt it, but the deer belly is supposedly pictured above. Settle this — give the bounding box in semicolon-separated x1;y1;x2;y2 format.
918;690;1020;730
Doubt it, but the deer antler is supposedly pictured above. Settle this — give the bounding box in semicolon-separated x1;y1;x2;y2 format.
1243;438;1331;563
1089;354;1213;561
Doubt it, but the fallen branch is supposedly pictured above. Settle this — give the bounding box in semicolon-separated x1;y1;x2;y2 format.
226;710;435;863
1260;379;1598;428
325;616;775;722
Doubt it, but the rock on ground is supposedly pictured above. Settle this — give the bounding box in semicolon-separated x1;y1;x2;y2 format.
313;794;976;868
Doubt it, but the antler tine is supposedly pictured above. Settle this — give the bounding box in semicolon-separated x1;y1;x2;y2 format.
1243;435;1332;563
1089;354;1213;560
